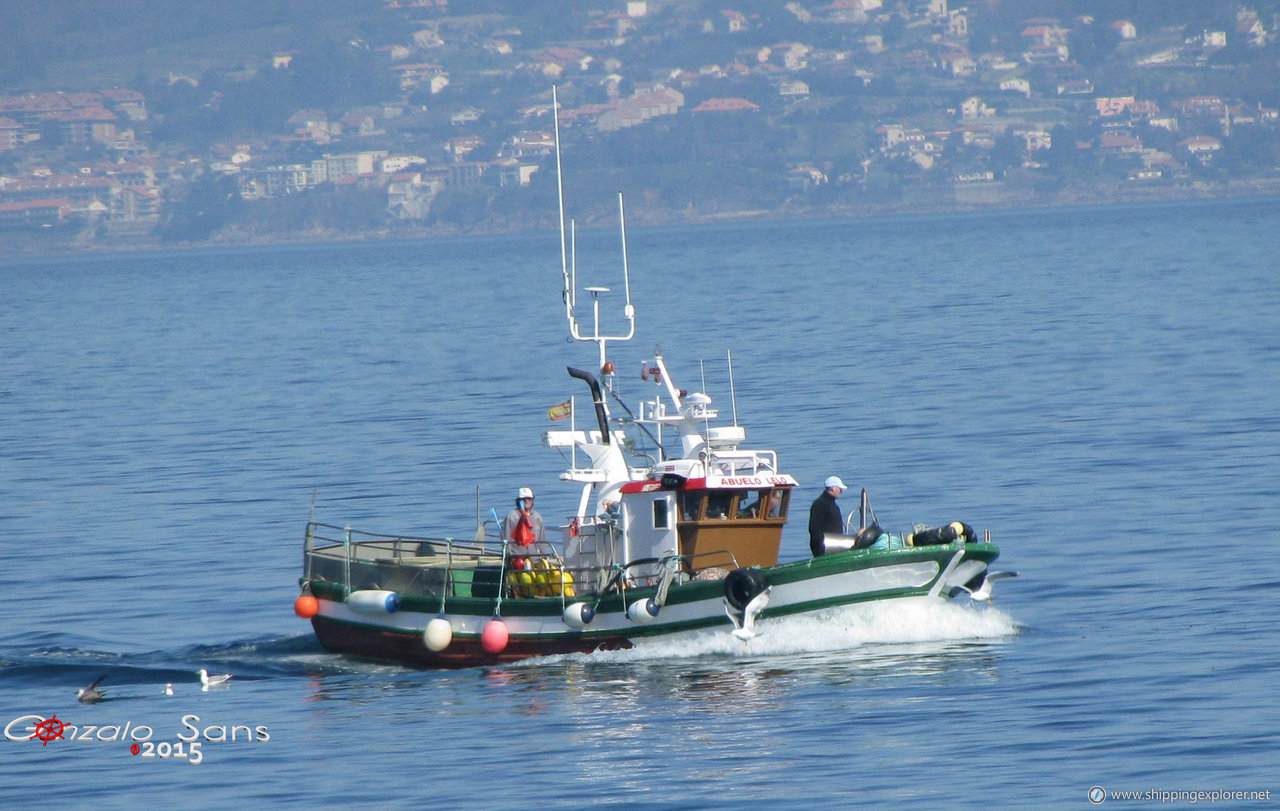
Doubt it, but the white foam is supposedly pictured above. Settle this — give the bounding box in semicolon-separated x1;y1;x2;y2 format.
527;597;1019;667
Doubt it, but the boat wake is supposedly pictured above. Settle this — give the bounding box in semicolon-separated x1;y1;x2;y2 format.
525;598;1019;667
0;634;343;697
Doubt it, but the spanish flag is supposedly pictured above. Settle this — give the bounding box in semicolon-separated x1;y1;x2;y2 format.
547;400;572;421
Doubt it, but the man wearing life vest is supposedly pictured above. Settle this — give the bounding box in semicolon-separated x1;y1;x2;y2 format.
502;487;545;551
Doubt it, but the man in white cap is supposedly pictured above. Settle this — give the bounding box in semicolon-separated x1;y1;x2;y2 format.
502;487;545;549
808;476;847;557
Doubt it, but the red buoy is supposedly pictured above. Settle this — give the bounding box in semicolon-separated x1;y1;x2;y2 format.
294;594;319;619
480;617;509;653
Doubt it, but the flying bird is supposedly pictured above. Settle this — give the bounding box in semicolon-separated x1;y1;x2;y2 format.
197;669;232;690
725;586;773;642
77;675;107;703
949;570;1018;602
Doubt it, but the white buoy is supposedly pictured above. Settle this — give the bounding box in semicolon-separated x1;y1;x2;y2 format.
346;589;401;614
562;602;596;629
423;616;453;651
626;597;659;623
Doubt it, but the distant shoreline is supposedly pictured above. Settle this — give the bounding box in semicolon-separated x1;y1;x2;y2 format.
5;178;1279;259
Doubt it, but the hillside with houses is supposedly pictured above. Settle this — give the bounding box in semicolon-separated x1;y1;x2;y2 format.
2;0;1280;250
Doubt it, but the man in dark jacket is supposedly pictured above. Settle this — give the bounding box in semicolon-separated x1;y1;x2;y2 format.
808;476;847;557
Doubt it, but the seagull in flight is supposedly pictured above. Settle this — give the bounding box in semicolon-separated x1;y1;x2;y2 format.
950;570;1018;602
725;586;773;642
197;669;232;690
77;675;107;703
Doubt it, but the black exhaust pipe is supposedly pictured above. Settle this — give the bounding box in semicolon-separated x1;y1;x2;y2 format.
566;367;610;445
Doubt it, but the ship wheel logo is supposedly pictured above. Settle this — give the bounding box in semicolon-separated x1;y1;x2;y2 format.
31;715;66;746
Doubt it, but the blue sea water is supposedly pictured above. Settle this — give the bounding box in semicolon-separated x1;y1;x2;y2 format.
2;199;1278;808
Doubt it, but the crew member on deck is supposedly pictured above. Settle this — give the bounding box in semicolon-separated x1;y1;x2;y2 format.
502;487;545;550
808;476;847;557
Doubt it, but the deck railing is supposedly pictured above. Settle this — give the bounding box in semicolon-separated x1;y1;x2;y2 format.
304;521;585;600
303;521;746;603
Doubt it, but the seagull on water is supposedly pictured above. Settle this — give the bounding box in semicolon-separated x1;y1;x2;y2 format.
164;683;174;696
77;675;107;703
197;669;232;690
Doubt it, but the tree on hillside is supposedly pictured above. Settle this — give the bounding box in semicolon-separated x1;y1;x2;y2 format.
988;130;1028;176
157;174;245;243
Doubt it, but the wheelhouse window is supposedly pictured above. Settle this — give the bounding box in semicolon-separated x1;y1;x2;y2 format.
705;490;734;520
676;488;791;521
767;488;790;519
653;499;669;529
679;491;701;521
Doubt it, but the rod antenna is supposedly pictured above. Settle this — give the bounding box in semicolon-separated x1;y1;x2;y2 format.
554;85;635;374
727;349;739;426
554;85;571;312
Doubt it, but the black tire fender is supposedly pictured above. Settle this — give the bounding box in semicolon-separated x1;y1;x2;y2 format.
724;567;768;611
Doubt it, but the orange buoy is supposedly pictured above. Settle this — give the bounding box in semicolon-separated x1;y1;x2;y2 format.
480;617;509;654
294;594;319;619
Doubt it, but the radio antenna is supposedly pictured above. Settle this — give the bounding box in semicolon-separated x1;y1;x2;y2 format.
553;85;635;375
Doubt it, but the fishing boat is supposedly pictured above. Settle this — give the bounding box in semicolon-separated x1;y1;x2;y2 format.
293;93;1012;669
